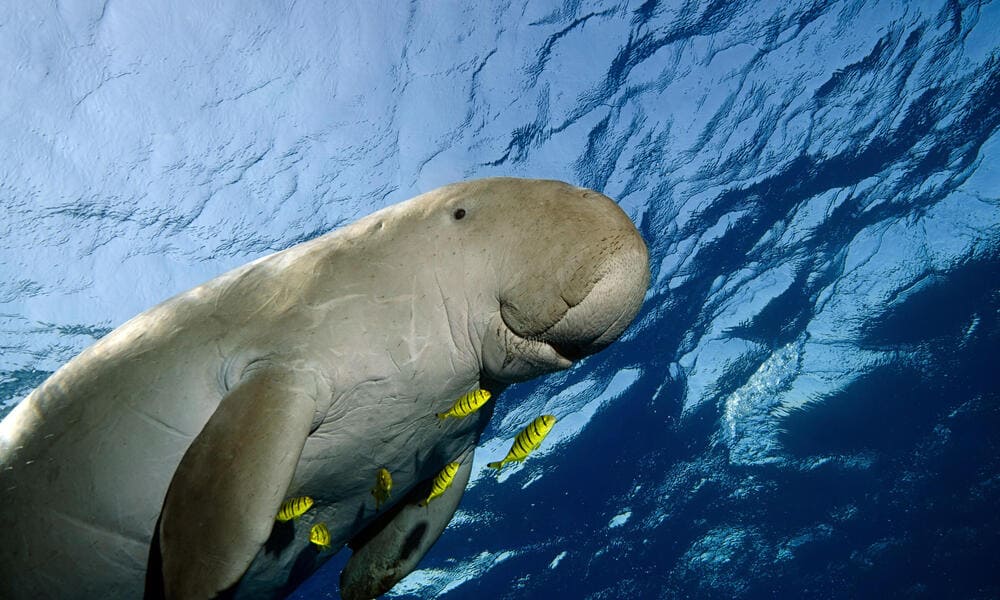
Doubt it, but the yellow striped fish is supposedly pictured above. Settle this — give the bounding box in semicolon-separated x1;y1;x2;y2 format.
309;522;331;551
436;389;492;420
275;496;314;522
371;467;392;511
419;462;461;506
487;415;557;470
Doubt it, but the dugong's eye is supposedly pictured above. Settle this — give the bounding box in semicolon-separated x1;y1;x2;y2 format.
453;208;466;220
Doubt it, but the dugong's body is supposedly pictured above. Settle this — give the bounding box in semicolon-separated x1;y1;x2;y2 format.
0;178;648;599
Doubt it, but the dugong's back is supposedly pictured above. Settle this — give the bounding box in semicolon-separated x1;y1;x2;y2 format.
0;257;281;597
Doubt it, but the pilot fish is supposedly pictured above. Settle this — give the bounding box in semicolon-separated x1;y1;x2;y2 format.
309;522;331;551
419;461;461;506
436;389;491;420
371;467;392;511
276;496;314;522
487;415;557;470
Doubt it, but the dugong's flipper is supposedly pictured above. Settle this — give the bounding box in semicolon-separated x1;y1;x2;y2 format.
149;366;318;599
340;450;475;600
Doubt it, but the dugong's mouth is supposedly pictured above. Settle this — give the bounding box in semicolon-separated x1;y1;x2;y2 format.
492;298;614;368
509;283;633;365
480;310;573;383
506;306;590;363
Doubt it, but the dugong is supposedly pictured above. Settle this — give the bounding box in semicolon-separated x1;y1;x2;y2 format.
0;177;649;599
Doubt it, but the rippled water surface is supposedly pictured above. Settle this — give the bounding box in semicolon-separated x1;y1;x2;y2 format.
2;1;999;598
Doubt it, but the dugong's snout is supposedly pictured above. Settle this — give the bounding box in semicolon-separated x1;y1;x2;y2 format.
542;233;650;361
480;181;650;382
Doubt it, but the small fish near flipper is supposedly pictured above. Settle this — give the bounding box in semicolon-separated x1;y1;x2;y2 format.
487;415;557;470
419;462;460;507
435;389;491;420
276;496;314;522
309;523;332;551
371;468;393;511
341;450;475;600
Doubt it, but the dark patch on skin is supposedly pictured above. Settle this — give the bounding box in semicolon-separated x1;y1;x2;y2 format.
263;519;295;556
399;522;428;562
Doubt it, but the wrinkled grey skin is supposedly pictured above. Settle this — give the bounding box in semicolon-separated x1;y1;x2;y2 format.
0;178;649;599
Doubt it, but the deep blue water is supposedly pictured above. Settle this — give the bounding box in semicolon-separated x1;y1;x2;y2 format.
2;1;999;598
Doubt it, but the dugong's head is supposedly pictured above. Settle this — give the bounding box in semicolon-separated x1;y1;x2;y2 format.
423;177;650;383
